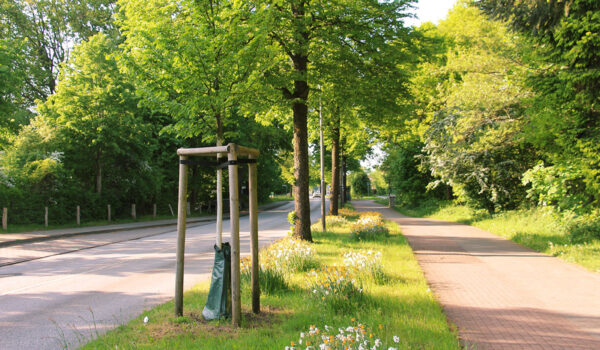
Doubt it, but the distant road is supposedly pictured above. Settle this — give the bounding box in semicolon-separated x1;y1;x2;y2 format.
0;199;326;349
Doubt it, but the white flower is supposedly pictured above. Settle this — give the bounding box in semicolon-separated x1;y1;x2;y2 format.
300;332;305;338
388;348;397;350
143;316;149;324
393;336;399;343
375;339;382;346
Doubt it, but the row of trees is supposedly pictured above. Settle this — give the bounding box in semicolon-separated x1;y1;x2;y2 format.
1;0;419;233
382;0;599;217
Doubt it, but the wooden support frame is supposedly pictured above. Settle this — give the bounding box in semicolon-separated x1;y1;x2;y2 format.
174;143;260;327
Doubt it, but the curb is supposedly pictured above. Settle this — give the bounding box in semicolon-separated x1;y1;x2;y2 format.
0;201;291;248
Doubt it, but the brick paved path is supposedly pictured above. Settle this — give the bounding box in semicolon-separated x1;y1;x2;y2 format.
354;200;600;350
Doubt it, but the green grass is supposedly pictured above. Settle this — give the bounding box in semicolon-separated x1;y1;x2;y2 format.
382;199;600;273
82;218;460;349
263;195;294;204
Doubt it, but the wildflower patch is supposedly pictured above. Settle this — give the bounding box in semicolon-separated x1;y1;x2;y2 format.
266;237;318;272
285;321;402;350
307;266;363;311
343;250;385;283
351;213;389;241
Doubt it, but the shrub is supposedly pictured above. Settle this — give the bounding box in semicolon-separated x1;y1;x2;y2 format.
568;213;600;243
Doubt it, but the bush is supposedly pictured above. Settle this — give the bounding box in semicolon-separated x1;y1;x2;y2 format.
568;213;600;243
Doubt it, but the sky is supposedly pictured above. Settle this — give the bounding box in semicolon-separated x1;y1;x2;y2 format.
406;0;459;26
360;0;459;172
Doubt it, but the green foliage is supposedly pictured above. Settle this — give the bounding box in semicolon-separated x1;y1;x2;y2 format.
350;171;370;197
522;162;588;211
477;0;600;211
417;3;536;213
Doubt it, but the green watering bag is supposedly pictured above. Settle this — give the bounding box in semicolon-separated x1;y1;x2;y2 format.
202;242;232;320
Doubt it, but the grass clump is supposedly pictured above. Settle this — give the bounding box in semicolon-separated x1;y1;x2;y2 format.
241;256;288;295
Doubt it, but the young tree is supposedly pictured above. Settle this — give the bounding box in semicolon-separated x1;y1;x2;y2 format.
38;33;156;202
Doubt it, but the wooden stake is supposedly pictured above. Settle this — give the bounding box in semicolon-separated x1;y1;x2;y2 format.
45;206;48;227
108;204;111;222
153;203;157;218
76;206;80;225
187;201;191;216
228;146;241;326
132;204;136;220
168;203;175;217
175;156;188;317
216;139;223;249
249;155;260;314
2;208;7;231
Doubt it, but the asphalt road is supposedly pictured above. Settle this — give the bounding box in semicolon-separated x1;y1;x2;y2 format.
0;199;326;349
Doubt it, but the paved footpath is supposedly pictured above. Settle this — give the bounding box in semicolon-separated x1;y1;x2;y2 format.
354;200;600;350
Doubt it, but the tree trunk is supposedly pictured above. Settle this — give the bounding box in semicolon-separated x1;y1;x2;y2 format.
329;113;340;215
292;85;312;242
289;1;312;242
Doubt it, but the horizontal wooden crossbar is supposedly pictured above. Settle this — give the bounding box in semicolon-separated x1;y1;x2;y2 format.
177;143;259;157
179;159;257;169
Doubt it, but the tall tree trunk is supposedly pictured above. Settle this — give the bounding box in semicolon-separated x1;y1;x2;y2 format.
292;82;312;242
329;112;340;215
289;1;312;242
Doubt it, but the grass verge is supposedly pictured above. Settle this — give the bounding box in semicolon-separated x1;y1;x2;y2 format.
82;214;459;349
378;199;600;273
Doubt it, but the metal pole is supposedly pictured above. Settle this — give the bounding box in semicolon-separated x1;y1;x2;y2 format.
2;208;7;230
175;155;188;317
44;206;48;227
228;145;241;326
319;89;326;232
